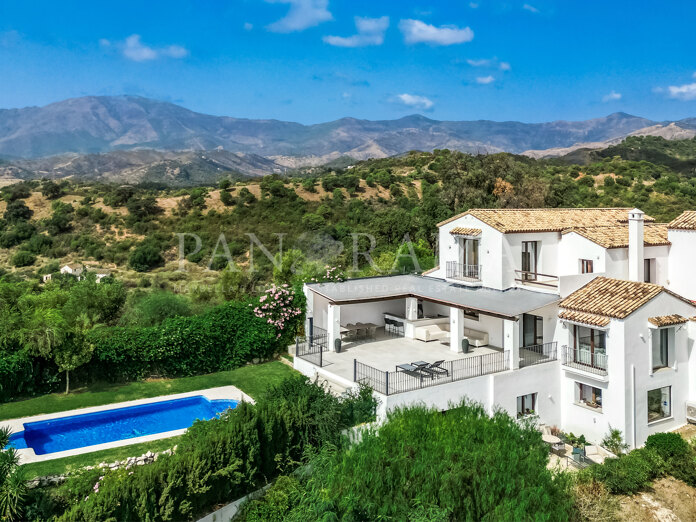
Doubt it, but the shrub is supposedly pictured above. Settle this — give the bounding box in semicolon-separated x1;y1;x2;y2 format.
588;448;665;494
645;432;691;461
128;242;164;272
57;376;370;522
10;250;36;267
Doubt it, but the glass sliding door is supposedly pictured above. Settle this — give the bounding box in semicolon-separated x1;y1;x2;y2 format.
523;314;543;347
573;325;607;369
521;241;538;281
458;238;480;279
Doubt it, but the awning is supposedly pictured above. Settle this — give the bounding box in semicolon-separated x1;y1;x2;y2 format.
306;274;559;320
450;227;482;236
648;314;688;327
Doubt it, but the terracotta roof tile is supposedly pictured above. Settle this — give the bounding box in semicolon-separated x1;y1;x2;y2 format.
450;227;482;236
668;211;696;230
648;314;688;327
562;224;670;249
560;277;665;319
437;208;654;233
558;309;611;327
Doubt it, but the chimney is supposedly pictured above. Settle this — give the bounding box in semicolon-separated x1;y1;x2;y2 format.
628;208;644;282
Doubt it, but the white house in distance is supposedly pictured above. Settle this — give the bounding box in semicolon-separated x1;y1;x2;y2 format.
59;263;111;282
294;207;696;449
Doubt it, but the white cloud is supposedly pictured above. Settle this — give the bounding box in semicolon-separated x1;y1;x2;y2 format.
469;2;479;8
467;57;511;71
399;19;474;46
499;61;511;71
394;93;434;110
602;90;622;102
476;75;495;84
98;38;111;47
323;16;389;47
523;3;540;13
265;0;332;33
666;83;696;101
244;22;254;31
114;34;189;62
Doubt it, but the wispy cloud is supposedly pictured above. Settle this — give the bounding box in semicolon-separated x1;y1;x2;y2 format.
399;19;474;46
244;22;254;31
476;75;495;84
469;2;479;8
466;57;511;71
265;0;332;33
655;74;696;101
602;90;622;102
101;35;189;62
323;16;389;47
393;93;434;110
523;3;540;13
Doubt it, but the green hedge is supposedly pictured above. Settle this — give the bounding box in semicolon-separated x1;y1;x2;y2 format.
86;298;298;382
53;376;376;522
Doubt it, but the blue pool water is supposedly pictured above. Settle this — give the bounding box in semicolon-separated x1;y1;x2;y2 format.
7;396;238;455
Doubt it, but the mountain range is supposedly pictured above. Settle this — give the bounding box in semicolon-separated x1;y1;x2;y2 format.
1;95;695;184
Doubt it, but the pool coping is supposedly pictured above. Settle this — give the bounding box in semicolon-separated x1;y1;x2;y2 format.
0;386;253;464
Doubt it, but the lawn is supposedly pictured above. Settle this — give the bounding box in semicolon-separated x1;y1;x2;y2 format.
0;361;296;422
22;436;183;479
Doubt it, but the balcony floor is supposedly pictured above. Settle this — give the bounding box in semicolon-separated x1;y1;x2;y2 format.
320;330;502;382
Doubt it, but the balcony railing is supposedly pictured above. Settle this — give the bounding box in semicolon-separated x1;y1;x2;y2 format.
562;345;608;376
519;342;558;368
514;270;559;289
354;350;509;396
446;261;482;282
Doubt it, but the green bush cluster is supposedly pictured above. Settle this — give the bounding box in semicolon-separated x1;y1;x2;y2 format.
86;296;303;382
240;401;575;521
52;376;376;522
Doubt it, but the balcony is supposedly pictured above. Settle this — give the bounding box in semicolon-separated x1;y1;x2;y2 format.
514;270;559;289
519;342;558;368
562;345;608;376
446;261;481;282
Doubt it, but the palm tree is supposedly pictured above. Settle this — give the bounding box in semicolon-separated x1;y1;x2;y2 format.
0;427;26;522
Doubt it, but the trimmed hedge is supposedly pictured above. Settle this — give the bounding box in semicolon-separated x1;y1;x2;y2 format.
86;298;298;382
54;376;376;522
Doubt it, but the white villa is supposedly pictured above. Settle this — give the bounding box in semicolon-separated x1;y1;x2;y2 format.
294;207;696;449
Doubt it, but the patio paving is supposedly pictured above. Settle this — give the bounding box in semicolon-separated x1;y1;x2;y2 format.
321;330;502;382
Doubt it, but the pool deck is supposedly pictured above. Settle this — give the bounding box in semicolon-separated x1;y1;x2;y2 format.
0;386;253;464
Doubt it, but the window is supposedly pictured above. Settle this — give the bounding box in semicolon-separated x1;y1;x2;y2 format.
464;309;479;321
521;241;538;280
647;386;671;423
651;328;671;371
517;393;537;418
644;259;653;283
580;259;594;274
523;313;543;347
572;325;607;369
575;383;602;411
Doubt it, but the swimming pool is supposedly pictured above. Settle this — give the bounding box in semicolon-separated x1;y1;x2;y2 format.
7;396;238;455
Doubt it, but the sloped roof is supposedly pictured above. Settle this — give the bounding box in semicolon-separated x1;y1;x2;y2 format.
558;309;611;327
668;211;696;230
560;276;694;321
562;224;670;249
450;227;482;236
437;208;654;233
648;314;688;327
64;263;82;270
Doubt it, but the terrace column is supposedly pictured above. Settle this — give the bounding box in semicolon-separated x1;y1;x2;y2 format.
450;307;465;353
405;297;418;321
303;285;314;336
327;303;341;350
504;317;520;370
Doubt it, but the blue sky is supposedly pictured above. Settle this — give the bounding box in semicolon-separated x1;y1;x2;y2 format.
1;0;695;124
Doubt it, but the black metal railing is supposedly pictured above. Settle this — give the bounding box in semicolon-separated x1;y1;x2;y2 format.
295;325;329;367
353;350;509;396
562;345;608;376
446;261;481;281
519;342;558;368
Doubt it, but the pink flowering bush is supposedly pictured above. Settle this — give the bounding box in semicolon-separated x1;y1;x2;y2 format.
252;284;304;340
308;265;344;284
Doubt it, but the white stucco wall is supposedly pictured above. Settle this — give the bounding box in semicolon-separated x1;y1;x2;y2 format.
502;232;560;290
668;229;696;300
558;233;607;276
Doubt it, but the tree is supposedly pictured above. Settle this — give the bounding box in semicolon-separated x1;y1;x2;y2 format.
3;200;33;223
0;426;26;522
10;251;36;267
120;291;193;327
218;178;232;190
129;242;165;272
41;180;64;200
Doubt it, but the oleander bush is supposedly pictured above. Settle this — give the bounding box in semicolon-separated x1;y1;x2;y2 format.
54;376;377;522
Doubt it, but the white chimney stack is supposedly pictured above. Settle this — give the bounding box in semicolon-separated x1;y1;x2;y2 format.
628;208;644;282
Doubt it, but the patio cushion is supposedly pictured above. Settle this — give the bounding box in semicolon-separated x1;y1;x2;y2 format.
464;329;489;347
415;323;450;342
